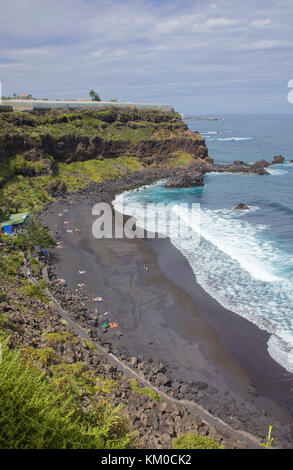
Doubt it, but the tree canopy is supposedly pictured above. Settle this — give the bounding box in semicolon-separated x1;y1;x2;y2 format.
89;89;101;101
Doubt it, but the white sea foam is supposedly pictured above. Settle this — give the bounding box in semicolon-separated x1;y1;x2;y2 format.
267;335;293;374
172;206;281;282
169;209;293;373
209;137;253;142
207;171;236;176
266;168;288;175
201;131;219;134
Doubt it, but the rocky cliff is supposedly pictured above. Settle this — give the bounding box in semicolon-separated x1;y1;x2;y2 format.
0;107;208;164
0;107;209;214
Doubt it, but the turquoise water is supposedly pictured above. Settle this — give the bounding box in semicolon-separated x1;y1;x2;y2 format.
114;114;293;373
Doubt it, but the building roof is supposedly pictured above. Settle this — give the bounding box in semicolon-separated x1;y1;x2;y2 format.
1;213;30;227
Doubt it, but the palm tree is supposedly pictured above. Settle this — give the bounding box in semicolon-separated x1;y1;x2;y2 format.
89;89;101;101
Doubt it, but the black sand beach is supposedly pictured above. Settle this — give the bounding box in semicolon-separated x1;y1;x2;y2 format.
40;181;293;444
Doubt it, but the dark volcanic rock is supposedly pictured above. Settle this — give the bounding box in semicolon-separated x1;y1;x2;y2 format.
234;203;249;210
165;166;204;188
207;161;269;176
47;180;66;196
253;159;270;168
271;155;285;165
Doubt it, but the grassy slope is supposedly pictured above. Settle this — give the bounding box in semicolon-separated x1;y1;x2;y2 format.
1;156;144;213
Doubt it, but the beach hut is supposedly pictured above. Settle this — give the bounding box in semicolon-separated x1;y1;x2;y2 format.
0;212;32;234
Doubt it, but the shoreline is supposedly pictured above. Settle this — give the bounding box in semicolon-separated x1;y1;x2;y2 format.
149;237;293;414
39;176;293;446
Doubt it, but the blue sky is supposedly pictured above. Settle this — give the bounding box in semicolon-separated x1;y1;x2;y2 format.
1;0;293;114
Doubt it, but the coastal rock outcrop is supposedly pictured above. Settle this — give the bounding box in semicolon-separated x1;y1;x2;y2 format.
234;203;249;210
163;156;276;191
165;165;204;188
271;155;285;165
205;161;269;176
253;159;270;169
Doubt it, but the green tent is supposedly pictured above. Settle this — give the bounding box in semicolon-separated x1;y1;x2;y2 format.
1;213;32;234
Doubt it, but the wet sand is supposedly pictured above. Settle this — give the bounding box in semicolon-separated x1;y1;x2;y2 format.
40;191;293;442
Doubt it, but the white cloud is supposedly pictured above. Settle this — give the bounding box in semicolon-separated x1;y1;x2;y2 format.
250;18;272;27
241;40;283;50
0;0;292;112
8;47;55;57
204;17;240;28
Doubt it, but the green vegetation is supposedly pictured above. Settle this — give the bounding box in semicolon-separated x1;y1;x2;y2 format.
85;339;97;351
0;108;185;143
0;290;7;301
259;426;275;449
0;155;143;213
0;252;24;275
29;257;42;277
48;362;116;398
0;314;9;327
45;331;75;345
0;341;133;449
21;280;50;303
129;379;162;403
89;89;101;101
8;221;54;250
168;151;195;167
56;155;143;191
172;433;223;449
0;174;53;214
0;151;54;187
21;346;58;368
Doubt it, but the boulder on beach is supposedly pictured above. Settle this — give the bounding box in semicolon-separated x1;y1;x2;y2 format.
234;203;249;210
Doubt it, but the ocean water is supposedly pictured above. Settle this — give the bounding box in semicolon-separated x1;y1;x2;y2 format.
114;114;293;374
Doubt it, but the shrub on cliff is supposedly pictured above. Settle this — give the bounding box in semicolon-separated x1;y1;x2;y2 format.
0;341;133;449
129;379;162;402
10;221;54;250
0;252;24;275
21;280;50;303
172;433;223;449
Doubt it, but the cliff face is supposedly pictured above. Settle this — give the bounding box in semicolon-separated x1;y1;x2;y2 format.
0;107;208;164
0;107;209;214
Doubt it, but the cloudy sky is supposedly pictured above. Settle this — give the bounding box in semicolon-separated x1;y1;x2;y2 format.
1;0;293;114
